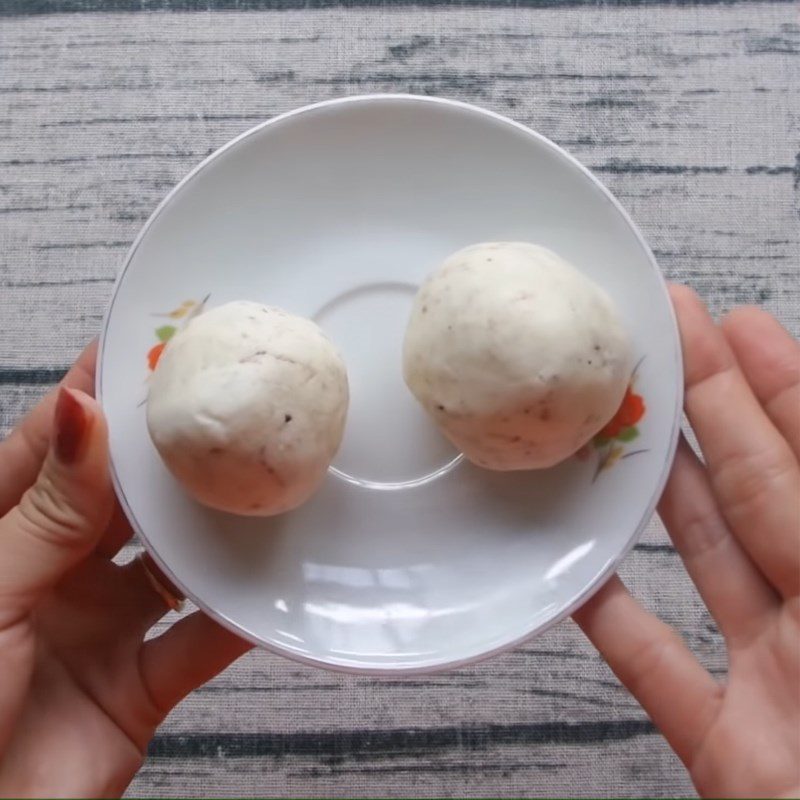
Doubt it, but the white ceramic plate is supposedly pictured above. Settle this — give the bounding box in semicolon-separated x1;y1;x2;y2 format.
99;95;681;673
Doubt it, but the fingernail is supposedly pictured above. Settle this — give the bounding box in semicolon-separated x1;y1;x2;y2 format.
141;552;186;610
54;387;89;464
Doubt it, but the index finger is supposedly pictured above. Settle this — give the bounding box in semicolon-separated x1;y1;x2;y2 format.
0;340;97;516
141;611;252;715
721;306;800;460
670;286;800;598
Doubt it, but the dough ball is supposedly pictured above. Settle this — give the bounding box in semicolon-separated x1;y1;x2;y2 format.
146;300;349;516
403;242;633;470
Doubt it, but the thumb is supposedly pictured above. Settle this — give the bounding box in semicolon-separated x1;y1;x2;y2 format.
0;387;113;615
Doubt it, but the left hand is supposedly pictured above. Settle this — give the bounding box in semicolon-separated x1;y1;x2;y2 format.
0;341;252;798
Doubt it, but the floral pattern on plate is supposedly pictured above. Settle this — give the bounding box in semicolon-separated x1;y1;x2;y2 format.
577;358;647;481
146;295;209;372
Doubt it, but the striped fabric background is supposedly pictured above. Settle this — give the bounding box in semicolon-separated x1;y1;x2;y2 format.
1;1;797;796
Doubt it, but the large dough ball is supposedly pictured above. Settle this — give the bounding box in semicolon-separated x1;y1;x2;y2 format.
147;301;349;516
403;243;633;470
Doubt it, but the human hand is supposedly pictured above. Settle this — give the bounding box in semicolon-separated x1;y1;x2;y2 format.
0;342;252;798
574;286;800;798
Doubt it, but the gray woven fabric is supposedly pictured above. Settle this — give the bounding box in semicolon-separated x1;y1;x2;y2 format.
0;3;797;797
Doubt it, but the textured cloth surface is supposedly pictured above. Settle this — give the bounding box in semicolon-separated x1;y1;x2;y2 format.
0;3;798;797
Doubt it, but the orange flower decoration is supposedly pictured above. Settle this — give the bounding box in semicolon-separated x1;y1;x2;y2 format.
599;387;646;439
146;297;209;375
147;341;166;371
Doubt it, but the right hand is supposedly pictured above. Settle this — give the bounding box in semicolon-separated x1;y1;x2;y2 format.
574;286;800;798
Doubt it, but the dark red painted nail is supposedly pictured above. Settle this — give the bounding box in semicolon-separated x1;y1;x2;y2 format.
142;552;185;605
54;387;89;464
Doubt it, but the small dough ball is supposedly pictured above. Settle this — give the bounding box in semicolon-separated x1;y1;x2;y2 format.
147;300;349;516
403;242;633;470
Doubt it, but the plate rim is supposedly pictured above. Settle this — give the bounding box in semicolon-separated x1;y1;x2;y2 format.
97;93;684;675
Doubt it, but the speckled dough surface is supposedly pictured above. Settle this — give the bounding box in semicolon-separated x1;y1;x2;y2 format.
404;243;633;469
147;301;349;516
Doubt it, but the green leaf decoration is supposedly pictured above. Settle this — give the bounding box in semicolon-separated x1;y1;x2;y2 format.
617;426;639;442
593;435;611;448
155;325;177;342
